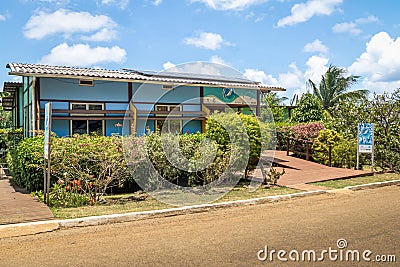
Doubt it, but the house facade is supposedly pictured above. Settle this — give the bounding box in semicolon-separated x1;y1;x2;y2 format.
2;63;284;137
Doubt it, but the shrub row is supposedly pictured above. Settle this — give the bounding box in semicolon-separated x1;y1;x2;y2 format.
8;113;269;206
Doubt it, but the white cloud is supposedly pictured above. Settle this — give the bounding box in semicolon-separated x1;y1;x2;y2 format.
163;61;176;70
355;15;379;24
24;9;117;41
277;0;343;27
303;39;328;54
304;55;329;83
190;0;266;11
332;22;361;35
39;43;127;66
101;0;129;9
153;0;163;6
81;28;117;42
184;32;231;50
209;55;227;65
0;15;6;22
333;15;379;35
245;54;329;98
348;32;400;93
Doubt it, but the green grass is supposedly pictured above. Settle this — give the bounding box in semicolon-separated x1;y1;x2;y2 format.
50;185;300;219
310;173;400;189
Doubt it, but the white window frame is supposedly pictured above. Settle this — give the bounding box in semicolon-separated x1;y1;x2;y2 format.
70;102;105;135
155;104;182;133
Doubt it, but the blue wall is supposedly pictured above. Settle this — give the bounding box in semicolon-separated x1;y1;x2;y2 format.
40;78;128;101
39;78;203;136
132;84;200;104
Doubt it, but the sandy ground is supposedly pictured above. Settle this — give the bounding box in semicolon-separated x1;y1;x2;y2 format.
0;186;398;266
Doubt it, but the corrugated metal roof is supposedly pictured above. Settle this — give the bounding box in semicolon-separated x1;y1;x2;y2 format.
6;63;285;91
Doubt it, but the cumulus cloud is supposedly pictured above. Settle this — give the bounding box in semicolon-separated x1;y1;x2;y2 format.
348;32;400;92
190;0;266;11
304;55;329;83
0;15;6;22
24;9;117;41
245;54;329;98
277;0;343;27
81;28;117;42
332;22;361;35
184;32;231;50
332;16;379;35
303;39;328;54
39;43;126;66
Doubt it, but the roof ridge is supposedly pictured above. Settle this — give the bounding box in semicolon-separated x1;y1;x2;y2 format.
6;62;285;91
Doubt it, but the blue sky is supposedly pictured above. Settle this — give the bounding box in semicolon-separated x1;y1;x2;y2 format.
1;0;399;100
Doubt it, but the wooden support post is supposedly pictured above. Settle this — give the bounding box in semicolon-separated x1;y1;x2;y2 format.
306;142;310;161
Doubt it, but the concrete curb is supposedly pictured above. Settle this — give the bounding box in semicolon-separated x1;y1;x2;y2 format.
0;190;326;238
345;179;400;191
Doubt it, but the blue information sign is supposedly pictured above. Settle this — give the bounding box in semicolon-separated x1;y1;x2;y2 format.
358;123;374;153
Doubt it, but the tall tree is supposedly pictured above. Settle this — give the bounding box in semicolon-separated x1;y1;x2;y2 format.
308;65;368;113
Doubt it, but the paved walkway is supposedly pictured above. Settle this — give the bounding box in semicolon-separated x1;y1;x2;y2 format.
0;178;53;225
253;151;373;191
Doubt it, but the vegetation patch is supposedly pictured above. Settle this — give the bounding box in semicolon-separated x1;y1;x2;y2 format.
50;186;300;219
310;173;400;189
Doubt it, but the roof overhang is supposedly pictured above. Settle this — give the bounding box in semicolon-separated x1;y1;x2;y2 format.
1;82;22;111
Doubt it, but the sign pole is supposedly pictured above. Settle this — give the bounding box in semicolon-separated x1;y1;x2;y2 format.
356;125;360;170
371;124;374;172
44;102;52;205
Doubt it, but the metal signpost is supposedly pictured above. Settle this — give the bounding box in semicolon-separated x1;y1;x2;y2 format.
356;123;374;171
43;102;52;204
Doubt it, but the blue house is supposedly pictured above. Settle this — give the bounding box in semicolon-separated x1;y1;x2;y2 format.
2;63;284;137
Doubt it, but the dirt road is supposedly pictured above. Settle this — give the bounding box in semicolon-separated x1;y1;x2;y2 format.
0;186;399;266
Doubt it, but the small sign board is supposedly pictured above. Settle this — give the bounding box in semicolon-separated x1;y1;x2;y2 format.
358;123;374;153
356;123;374;171
44;102;52;159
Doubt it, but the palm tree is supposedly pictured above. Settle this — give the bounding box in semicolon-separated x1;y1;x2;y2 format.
308;65;368;113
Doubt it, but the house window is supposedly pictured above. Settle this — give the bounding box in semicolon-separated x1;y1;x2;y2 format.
155;104;182;133
70;103;104;135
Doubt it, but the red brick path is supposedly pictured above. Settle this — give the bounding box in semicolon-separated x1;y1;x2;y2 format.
0;178;53;225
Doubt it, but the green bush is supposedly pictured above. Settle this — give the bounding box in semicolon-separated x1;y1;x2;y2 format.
312;129;356;168
8;134;130;201
205;112;271;176
142;132;231;187
11;136;44;191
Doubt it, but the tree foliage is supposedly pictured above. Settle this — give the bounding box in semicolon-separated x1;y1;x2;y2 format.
308;65;368;113
292;93;324;122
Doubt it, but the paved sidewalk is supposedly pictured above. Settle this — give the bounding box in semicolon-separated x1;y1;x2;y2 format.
253;151;373;191
0;178;53;225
